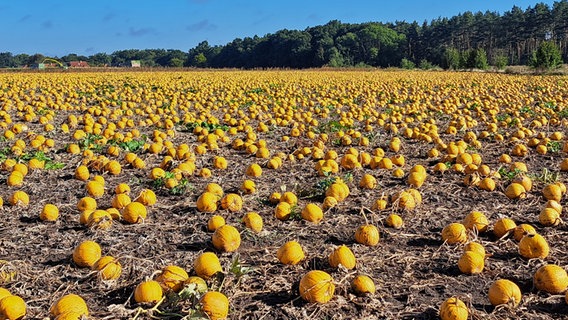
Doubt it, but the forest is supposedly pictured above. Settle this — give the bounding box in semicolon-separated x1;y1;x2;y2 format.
0;1;566;69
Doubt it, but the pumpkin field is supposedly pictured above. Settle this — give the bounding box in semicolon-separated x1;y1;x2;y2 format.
1;69;568;319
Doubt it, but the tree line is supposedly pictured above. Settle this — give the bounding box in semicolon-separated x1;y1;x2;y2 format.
0;1;566;70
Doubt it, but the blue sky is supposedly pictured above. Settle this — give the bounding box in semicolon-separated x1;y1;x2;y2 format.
0;0;557;57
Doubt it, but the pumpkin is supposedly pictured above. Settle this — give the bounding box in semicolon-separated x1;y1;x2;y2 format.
544;199;563;214
74;165;90;181
104;160;122;175
93;256;122;281
280;191;298;206
155;265;189;292
111;193;132;210
513;175;533;192
50;294;89;317
543;183;563;201
77;196;97;212
87;209;113;230
351;275;375;295
391;154;405;166
243;212;263;233
391;190;416;211
213;156;228;169
441;223;467;244
439;297;468;320
329;245;356;269
212;225;241;252
241;179;256;194
7;171;23;187
358;174;377;189
392;168;405;178
9;191;29;207
299;270;335;303
135;189;157;206
539;207;562;227
488;279;521;307
322;196;338;210
0;289;10;301
458;251;484;275
115;183;131;195
478;177;496;191
464;242;486;258
208;215;226;231
200;291;229;320
407;171;427;188
371;198;388;211
73;240;102;268
86;180;105;198
197;192;218;213
274;202;292;221
40;203;59;222
513;224;536;242
122;201;147;224
185;276;208;294
0;295;26;320
462;211;489;233
519;233;549;259
220;193;243;212
194;252;222;279
493;218;516;239
301;203;324;224
325;182;349;202
533;264;568;294
385;213;404;229
134;280;163;304
355;224;380;246
277;241;305;265
245;163;262;177
505;182;526;199
268;192;281;204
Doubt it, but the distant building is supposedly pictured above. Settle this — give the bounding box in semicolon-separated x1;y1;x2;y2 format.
130;60;141;67
69;61;89;68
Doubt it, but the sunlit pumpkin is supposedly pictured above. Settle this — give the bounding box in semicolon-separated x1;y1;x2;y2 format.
200;291;229;320
134;280;163;304
212;225;241;252
533;264;568;294
277;241;305;265
299;270;335;303
194;252;223;279
439;297;468;320
329;245;356;269
488;279;521;307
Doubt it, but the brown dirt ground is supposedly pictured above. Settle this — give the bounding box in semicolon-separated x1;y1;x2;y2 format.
0;72;568;320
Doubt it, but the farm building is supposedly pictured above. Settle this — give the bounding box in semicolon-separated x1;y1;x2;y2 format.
69;61;89;68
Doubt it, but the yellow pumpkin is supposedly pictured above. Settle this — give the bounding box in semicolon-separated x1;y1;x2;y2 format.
122;201;147;224
478;177;496;191
493;218;516;239
185;276;208;294
407;171;427;188
457;251;484;275
439;297;468;320
111;193;131;210
358;174;377;189
274;202;292;221
93;256;122;281
519;233;549;259
40;203;59;222
280;191;298;206
85;180;105;198
533;264;568;294
200;291;229;320
299;270;335;303
322;196;338;210
441;223;467;244
488;279;521;307
0;295;26;320
72;240;102;268
0;289;10;301
74;165;90;181
543;183;562;202
212;225;241;252
351;275;375;295
385;213;403;229
329;245;356;269
539;207;562;227
391;190;416;211
354;224;380;246
194;252;222;279
277;241;305;265
220;193;243;212
9;191;29;207
134;280;163;304
462;211;489;233
463;242;486;258
213;156;228;169
325;182;349;202
135;189;157;206
241;179;256;194
242;212;263;233
49;294;89;317
87;209;113;230
513;224;536;242
7;171;23;187
301;203;324;224
115;183;131;195
197;192;218;213
504;182;526;199
77;196;97;212
104;160;122;175
155;265;189;292
208;215;226;231
245;163;262;177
